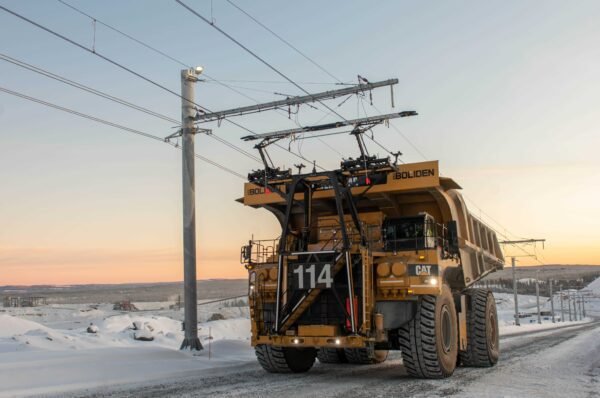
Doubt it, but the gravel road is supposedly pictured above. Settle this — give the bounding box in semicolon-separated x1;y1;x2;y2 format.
67;321;600;398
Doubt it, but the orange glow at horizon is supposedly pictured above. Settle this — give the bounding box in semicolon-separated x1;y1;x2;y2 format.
1;244;599;286
0;246;247;285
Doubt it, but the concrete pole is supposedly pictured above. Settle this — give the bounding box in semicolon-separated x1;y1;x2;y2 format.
511;257;520;326
578;295;583;320
535;271;541;324
568;292;572;321
581;294;586;318
559;285;564;322
549;279;555;323
180;68;203;351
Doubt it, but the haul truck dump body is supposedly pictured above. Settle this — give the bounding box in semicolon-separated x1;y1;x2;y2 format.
239;160;504;378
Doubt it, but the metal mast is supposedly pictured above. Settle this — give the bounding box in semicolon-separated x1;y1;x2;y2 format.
500;238;546;326
180;67;203;351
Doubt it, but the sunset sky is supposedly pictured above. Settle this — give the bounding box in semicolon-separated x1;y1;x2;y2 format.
1;0;599;285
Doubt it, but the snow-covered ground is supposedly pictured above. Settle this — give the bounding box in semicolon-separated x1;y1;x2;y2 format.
0;299;251;397
0;278;598;397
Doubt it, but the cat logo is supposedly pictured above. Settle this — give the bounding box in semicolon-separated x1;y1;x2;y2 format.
415;265;432;275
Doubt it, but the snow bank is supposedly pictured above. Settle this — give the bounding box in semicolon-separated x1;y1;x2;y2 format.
499;319;590;336
586;276;600;292
0;314;50;338
199;318;250;342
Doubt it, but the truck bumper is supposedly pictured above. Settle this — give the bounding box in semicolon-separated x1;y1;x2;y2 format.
252;334;371;349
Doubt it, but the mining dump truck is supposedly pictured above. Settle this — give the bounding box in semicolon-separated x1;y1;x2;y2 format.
238;115;504;378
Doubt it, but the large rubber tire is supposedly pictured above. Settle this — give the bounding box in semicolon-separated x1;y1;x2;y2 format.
344;347;389;364
459;289;499;367
255;345;316;373
317;348;347;364
399;285;458;378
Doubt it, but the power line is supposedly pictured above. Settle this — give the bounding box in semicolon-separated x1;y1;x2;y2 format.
201;79;351;85
222;0;391;161
223;1;422;165
178;1;406;167
206;133;261;162
0;85;246;179
53;0;324;169
174;0;370;169
178;0;545;264
58;0;190;68
2;4;314;166
224;0;343;84
195;0;543;260
0;52;262;164
175;0;349;124
0;52;178;124
0;5;191;105
219;0;397;163
57;0;265;104
204;80;289;96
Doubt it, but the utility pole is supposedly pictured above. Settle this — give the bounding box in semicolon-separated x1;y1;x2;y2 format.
499;239;546;327
535;270;541;324
179;66;204;351
511;257;520;325
549;279;555;323
581;293;586;318
559;285;564;322
568;292;572;321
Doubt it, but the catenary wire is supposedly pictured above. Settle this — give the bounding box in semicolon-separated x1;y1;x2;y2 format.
203;0;547;262
55;0;324;169
1;4;318;168
52;0;544;256
55;0;343;169
175;0;350;124
0;85;246;179
224;0;343;84
0;52;262;164
0;52;178;124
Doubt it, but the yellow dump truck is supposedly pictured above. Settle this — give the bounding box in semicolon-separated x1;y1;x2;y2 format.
239;152;503;378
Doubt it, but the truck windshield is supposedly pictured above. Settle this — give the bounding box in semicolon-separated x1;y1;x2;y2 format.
383;216;436;251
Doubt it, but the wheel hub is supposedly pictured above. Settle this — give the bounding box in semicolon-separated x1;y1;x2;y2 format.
440;305;452;353
488;310;497;350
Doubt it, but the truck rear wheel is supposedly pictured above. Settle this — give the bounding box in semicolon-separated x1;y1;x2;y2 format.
317;348;347;363
399;285;458;378
459;289;499;367
344;347;388;364
255;345;316;373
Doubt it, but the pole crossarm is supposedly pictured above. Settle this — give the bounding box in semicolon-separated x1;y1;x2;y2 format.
195;79;399;123
164;127;211;142
241;111;417;142
500;239;546;245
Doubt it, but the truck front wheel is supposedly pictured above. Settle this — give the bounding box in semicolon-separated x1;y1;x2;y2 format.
399;285;458;378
